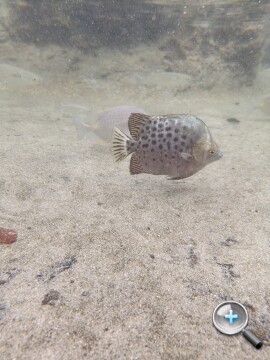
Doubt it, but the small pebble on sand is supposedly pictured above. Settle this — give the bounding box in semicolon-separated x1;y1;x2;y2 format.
42;290;60;305
226;117;240;124
0;228;18;244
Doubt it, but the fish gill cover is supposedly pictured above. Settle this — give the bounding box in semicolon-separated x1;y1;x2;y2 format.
6;0;269;87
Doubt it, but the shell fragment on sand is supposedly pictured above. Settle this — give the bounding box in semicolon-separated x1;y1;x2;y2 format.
0;227;17;244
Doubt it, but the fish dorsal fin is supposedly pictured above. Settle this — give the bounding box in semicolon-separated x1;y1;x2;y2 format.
130;153;144;175
128;113;151;140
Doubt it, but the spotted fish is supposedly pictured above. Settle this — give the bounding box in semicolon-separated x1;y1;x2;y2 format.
112;113;223;180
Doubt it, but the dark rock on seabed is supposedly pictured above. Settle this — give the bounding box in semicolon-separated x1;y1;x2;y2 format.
5;0;269;87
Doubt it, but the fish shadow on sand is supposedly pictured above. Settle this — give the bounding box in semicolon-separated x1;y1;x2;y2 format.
129;176;197;199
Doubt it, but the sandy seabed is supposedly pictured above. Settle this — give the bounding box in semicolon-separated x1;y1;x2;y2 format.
0;43;270;360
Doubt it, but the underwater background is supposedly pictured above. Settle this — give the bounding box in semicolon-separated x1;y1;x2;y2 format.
1;1;270;359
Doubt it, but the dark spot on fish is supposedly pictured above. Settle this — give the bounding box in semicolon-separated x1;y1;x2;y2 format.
167;142;171;149
165;127;171;131
127;146;130;151
174;137;178;142
182;134;187;139
152;140;157;145
175;128;179;133
141;129;144;133
159;144;163;149
181;141;185;146
180;148;183;152
158;123;164;128
172;155;175;159
138;140;141;144
146;126;150;130
183;126;187;130
151;133;156;138
165;154;168;158
152;127;157;131
158;133;163;138
163;138;166;142
148;139;151;142
142;144;148;148
142;135;148;140
167;133;172;138
175;145;178;150
151;148;154;152
153;158;155;161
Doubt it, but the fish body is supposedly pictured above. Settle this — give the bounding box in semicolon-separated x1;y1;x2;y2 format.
74;105;147;141
112;113;222;180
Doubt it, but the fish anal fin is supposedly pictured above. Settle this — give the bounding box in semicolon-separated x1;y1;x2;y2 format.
130;153;144;175
128;113;151;140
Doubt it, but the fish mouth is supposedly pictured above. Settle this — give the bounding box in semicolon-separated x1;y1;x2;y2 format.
217;150;223;158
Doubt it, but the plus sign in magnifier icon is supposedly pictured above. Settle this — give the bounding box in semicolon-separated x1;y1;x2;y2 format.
213;301;263;349
224;309;239;324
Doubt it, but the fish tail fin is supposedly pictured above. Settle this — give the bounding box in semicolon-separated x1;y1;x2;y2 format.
112;127;132;162
73;116;92;140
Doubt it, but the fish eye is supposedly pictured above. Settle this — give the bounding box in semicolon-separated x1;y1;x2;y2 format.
209;150;215;155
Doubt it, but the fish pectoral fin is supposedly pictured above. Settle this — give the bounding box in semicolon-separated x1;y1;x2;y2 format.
128;113;151;140
112;127;131;162
181;153;193;161
130;153;144;175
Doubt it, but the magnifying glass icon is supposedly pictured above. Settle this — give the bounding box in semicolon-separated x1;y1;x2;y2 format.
213;301;263;349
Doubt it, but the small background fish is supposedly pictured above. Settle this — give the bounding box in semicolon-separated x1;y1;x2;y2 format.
0;64;42;89
113;113;223;180
74;105;147;141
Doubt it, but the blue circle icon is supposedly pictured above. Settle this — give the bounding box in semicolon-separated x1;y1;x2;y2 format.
213;301;248;335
